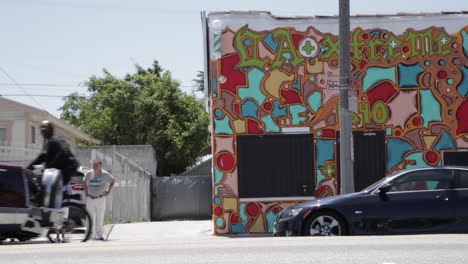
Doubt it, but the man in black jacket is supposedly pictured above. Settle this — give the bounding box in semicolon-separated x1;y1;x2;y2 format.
27;120;79;185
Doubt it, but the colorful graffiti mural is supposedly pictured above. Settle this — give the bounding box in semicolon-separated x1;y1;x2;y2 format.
208;15;468;235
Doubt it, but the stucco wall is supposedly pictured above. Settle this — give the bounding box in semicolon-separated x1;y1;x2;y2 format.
206;12;468;235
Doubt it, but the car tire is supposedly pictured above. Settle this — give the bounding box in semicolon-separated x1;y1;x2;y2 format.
304;211;347;236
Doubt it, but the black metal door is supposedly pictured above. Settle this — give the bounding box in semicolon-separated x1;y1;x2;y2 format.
443;151;468;166
337;131;386;192
237;134;315;198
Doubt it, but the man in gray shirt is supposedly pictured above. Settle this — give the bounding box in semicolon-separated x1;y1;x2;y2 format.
84;160;115;240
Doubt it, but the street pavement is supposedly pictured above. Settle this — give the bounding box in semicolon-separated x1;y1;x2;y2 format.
1;220;468;263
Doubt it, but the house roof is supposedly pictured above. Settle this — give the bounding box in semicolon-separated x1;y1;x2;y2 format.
0;96;101;144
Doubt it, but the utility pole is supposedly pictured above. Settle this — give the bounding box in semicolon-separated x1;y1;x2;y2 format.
339;0;354;194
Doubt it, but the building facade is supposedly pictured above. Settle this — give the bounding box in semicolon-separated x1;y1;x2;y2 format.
0;97;100;165
203;12;468;235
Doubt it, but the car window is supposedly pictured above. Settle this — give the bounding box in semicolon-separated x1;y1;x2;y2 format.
0;165;27;207
70;176;83;185
388;169;452;192
454;170;468;189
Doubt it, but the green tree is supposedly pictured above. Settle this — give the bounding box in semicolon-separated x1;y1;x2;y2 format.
60;61;210;176
192;70;204;92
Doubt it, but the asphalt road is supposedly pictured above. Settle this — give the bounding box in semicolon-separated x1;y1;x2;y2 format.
1;221;468;264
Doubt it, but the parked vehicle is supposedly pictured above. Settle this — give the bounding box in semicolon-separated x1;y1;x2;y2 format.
274;166;468;236
65;166;90;205
0;163;92;243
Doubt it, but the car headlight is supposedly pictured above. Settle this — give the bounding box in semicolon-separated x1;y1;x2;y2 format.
279;208;304;220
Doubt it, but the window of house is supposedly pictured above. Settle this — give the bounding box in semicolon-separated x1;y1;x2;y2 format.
31;126;36;144
237;134;315;198
0;127;6;146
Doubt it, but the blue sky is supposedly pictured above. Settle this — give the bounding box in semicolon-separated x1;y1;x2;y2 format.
1;0;466;117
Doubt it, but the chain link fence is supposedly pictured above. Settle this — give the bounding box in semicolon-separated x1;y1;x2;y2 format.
75;145;155;224
0;144;155;224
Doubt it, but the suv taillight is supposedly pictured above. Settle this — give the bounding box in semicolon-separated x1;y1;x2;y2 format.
71;184;84;190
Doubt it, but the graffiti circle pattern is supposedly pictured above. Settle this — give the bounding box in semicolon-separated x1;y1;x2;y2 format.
216;152;235;171
246;203;260;217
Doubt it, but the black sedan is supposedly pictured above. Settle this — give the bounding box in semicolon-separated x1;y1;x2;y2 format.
273;166;468;236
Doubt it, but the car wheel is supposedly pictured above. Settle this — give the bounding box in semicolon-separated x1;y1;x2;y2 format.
304;211;347;236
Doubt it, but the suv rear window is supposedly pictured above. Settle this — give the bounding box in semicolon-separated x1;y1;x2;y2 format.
0;164;27;207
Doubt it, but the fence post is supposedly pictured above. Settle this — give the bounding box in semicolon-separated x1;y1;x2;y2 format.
123;160;128;222
112;145;116;223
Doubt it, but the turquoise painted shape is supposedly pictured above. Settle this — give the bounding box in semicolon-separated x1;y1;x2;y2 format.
264;33;279;52
232;222;247;233
266;211;277;233
434;131;455;151
370;30;382;38
462;30;468;58
316;139;334;168
216;217;224;227
457;66;468;98
244;38;252;46
239;203;248;222
292;77;302;92
238;68;266;105
290;105;308;125
405;152;429;169
214;167;224;184
212;78;217;91
362;66;396;92
316;169;325;187
214;115;233;134
386;127;392;136
387;138;414;171
261;115;280;132
272;101;287;118
283;53;292;64
398;63;425;88
320;46;329;54
214;197;221;205
308;91;323;112
420;89;442;128
214;108;223;118
241;99;259;119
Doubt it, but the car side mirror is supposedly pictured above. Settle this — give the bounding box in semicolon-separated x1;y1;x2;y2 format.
377;183;392;200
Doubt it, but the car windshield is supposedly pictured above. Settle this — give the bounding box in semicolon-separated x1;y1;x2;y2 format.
360;172;403;193
361;177;390;193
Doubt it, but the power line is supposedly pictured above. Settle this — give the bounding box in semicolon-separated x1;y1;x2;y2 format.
0;66;47;111
0;83;197;88
2;94;93;98
2;93;204;99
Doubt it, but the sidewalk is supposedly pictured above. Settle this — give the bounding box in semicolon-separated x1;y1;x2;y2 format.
106;220;218;243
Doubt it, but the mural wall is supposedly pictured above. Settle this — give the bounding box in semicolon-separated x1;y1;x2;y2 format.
207;13;468;235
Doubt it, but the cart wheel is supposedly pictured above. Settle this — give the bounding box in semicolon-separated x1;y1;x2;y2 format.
46;204;92;243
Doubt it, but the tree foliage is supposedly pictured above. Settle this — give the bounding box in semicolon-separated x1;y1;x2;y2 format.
60;61;209;176
192;70;204;92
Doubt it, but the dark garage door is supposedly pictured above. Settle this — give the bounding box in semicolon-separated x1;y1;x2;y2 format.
237;134;315;198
